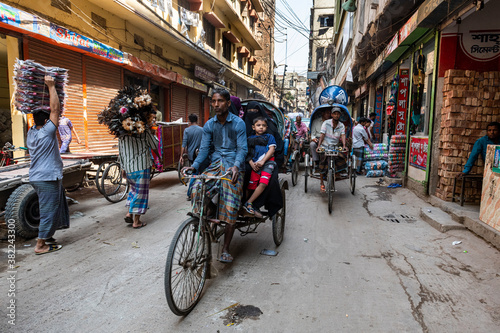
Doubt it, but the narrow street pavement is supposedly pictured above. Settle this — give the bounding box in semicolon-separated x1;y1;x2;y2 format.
1;171;499;332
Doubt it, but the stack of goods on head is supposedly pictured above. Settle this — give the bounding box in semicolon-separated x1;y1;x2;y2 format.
97;86;156;138
14;59;67;114
388;135;406;174
364;143;388;177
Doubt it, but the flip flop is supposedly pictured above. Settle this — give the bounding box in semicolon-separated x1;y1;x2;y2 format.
124;216;133;224
320;184;326;193
35;244;62;255
219;252;233;263
45;237;57;245
133;222;147;229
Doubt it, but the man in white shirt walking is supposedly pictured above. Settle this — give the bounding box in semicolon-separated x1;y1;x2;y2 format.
352;117;374;175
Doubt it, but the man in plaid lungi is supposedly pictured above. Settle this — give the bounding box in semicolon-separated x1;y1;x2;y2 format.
185;88;248;263
352;117;374;175
119;131;159;229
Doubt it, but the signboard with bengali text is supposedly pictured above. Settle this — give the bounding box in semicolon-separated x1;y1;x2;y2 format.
395;69;409;135
374;88;383;142
410;137;429;170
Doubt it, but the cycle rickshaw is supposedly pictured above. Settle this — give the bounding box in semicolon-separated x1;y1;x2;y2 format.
165;100;288;316
303;103;356;213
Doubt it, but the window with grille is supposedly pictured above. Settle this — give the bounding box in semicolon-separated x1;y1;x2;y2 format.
223;36;232;61
238;53;244;70
319;15;334;27
203;18;216;49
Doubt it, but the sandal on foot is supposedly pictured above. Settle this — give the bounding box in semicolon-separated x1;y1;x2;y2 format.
35;244;62;255
45;237;57;245
320;184;326;193
243;202;263;219
133;222;147;229
219;252;233;263
124;216;133;224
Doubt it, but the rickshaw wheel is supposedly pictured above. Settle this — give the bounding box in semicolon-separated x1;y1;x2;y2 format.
95;161;112;194
349;155;356;195
304;154;309;193
291;158;299;186
327;168;334;214
272;180;286;246
101;162;129;203
178;155;190;185
165;217;210;316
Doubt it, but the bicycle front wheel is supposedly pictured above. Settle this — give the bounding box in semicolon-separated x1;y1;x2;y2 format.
165;217;210;316
327;168;333;214
291;158;299;186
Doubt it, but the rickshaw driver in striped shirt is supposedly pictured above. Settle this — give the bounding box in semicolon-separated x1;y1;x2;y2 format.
184;88;248;264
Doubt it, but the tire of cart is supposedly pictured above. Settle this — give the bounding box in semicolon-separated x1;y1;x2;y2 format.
5;184;40;239
272;178;288;246
95;161;113;194
101;162;129;203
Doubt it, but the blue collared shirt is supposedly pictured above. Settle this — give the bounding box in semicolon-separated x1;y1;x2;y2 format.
192;112;248;171
463;135;497;174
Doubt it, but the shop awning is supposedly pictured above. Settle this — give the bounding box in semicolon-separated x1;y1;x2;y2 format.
186;0;203;11
223;31;241;44
203;12;226;29
249;9;258;18
125;54;178;84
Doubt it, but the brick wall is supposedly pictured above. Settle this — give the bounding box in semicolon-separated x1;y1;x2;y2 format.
436;69;500;203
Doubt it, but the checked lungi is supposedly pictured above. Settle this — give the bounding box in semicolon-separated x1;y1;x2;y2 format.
191;161;243;225
30;180;69;240
352;147;365;172
125;168;151;215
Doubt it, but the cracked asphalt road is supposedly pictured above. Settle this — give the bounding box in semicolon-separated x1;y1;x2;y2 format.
1;171;499;332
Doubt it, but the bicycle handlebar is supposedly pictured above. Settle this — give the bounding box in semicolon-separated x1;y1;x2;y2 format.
181;169;233;180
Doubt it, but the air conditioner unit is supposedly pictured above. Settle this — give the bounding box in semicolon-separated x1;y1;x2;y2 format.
370;0;379;9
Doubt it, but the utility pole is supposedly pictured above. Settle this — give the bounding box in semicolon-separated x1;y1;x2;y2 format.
279;29;287;109
279;64;287;108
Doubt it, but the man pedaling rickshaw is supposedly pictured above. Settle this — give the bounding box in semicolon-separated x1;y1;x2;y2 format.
184;92;284;264
316;106;347;193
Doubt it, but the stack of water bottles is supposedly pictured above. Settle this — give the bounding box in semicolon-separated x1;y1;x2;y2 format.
14;59;68;114
363;143;389;177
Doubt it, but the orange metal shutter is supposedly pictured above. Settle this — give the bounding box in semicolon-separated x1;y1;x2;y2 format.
85;57;122;153
187;90;201;121
27;39;84;152
171;85;187;121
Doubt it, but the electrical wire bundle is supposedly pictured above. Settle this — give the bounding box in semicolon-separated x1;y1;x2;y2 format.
14;59;68;114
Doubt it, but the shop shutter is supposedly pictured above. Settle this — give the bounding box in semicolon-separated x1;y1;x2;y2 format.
385;64;399;85
187;90;201;121
171;85;187;122
85;57;122;153
27;39;84;152
376;74;385;89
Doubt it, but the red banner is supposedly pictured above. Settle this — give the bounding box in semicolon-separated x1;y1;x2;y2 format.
409;137;428;170
395;69;409;135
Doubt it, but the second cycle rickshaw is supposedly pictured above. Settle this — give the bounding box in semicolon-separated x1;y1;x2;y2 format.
303;103;356;213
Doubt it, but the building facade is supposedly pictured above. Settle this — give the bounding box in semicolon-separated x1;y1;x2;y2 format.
1;0;270;153
325;0;500;232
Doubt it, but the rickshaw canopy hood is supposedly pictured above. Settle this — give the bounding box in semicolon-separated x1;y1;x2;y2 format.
309;103;353;137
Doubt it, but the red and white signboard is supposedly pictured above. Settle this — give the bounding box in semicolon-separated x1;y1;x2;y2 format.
395;69;409;135
439;1;500;76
